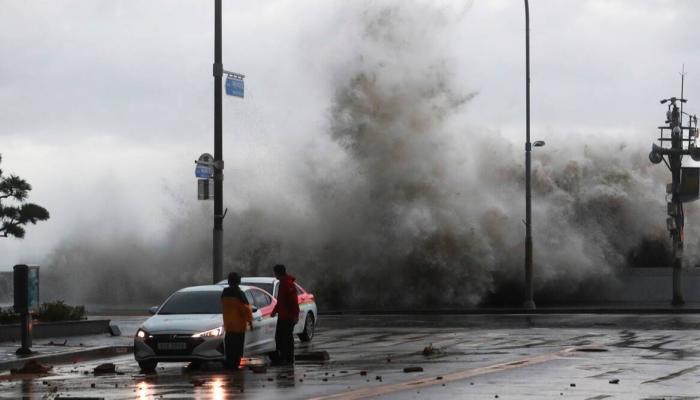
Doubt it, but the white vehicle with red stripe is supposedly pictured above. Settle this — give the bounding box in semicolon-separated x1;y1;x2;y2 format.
134;284;278;371
218;277;318;342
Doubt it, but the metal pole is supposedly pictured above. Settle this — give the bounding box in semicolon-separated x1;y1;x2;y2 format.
523;0;535;310
671;103;685;306
213;0;224;284
17;313;32;355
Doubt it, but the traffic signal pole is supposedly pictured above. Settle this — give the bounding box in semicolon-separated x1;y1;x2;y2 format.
670;103;685;306
213;0;224;284
649;90;700;306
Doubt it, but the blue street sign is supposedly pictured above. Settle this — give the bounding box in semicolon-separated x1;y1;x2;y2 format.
226;76;244;98
195;165;213;179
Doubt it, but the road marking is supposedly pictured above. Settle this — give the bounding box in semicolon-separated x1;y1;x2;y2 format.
308;347;578;400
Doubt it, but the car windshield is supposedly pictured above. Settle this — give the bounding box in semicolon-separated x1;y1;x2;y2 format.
158;290;222;314
244;282;275;297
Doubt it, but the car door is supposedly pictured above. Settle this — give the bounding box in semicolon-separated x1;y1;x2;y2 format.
243;290;265;354
249;288;277;352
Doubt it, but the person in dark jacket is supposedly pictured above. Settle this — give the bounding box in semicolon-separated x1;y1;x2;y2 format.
221;272;253;370
270;264;300;364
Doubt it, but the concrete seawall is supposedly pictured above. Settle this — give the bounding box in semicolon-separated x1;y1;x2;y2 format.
0;319;111;342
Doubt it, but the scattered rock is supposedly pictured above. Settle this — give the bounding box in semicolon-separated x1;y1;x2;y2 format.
322;378;328;382
250;365;267;374
403;366;424;373
576;347;608;353
11;360;52;374
360;370;367;376
267;377;274;382
422;344;434;356
93;363;116;375
109;325;122;336
90;383;96;388
609;378;620;384
436;376;443;380
295;351;330;361
375;376;382;380
570;383;576;387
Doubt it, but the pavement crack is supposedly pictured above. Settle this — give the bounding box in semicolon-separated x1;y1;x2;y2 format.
642;365;700;384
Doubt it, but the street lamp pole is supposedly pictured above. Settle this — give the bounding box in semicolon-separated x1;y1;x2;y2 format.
212;0;224;284
523;0;536;310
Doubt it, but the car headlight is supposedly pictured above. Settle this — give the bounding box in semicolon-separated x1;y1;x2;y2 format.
192;326;224;338
135;329;151;340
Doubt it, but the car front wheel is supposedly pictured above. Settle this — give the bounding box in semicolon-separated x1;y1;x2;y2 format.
138;360;158;372
298;313;315;342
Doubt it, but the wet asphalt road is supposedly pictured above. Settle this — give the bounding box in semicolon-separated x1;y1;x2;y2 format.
2;314;700;399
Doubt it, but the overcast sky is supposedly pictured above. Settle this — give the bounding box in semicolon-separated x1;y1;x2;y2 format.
1;0;699;269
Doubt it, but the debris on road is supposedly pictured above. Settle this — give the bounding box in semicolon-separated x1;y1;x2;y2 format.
576;347;608;352
191;379;205;387
250;365;267;374
46;339;68;346
403;366;424;373
422;344;434;356
360;370;367;376
11;360;52;374
295;351;330;361
109;325;122;336
93;363;116;375
609;378;620;384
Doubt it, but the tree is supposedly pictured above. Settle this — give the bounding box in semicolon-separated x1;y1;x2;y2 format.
0;155;50;238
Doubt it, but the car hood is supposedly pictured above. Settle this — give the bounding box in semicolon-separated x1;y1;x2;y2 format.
140;314;223;335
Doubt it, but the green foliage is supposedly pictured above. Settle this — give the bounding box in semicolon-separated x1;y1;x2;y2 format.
0;307;20;324
0;155;50;238
36;301;86;322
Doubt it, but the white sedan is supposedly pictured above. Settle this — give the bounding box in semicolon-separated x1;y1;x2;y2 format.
217;277;318;342
134;284;277;371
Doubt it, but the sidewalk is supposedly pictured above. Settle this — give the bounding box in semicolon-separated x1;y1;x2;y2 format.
0;316;145;371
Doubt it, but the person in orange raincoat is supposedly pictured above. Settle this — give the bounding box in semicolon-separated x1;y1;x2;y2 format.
221;272;253;369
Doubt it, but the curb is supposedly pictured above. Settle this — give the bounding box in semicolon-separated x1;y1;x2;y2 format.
0;345;133;372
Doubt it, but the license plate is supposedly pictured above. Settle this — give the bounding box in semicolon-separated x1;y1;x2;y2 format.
157;342;187;350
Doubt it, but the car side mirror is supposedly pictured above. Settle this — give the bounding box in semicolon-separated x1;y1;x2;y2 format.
148;306;158;315
251;307;258;313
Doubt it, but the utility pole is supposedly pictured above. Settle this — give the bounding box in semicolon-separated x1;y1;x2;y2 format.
523;0;535;310
212;0;224;284
649;72;700;306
